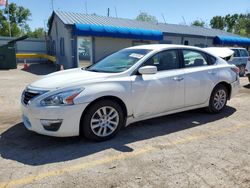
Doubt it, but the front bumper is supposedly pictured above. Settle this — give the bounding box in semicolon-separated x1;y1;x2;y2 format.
21;102;89;137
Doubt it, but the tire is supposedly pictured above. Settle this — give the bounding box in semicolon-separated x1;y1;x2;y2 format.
81;100;125;141
239;64;245;77
206;84;228;114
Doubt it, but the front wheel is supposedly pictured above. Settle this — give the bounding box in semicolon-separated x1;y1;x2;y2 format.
81;100;125;141
206;85;228;113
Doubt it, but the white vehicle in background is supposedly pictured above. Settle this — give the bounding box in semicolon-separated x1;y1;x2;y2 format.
204;47;234;62
229;47;249;76
205;47;249;77
21;44;240;141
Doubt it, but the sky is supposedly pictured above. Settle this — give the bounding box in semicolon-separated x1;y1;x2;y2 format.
5;0;250;31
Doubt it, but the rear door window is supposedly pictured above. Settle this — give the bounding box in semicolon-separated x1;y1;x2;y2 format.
183;50;208;68
232;49;240;57
239;49;249;57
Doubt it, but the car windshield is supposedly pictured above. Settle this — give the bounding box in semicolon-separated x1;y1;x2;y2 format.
86;49;151;73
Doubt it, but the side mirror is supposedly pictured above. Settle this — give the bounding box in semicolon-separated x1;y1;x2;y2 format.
138;66;157;75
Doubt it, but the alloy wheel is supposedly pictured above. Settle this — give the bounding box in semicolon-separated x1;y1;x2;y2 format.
90;106;119;137
213;89;227;110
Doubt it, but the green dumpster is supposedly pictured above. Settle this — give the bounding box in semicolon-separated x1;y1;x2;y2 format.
0;35;28;69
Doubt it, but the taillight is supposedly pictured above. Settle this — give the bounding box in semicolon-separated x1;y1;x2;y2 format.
231;67;239;74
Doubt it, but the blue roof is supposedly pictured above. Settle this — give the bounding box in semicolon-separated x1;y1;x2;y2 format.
73;23;163;41
214;35;250;46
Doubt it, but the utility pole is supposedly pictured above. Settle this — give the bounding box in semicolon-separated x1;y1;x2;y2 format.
85;2;88;14
161;13;166;24
114;6;117;18
107;8;110;17
51;0;54;11
181;16;187;25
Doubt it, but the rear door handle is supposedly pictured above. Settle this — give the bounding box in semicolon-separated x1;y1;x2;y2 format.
172;76;184;81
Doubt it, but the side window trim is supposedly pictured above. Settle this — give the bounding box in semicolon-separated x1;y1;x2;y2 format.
143;49;182;72
181;49;210;68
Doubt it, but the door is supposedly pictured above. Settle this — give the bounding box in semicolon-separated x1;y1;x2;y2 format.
182;49;218;107
131;50;185;118
230;49;241;66
239;49;249;65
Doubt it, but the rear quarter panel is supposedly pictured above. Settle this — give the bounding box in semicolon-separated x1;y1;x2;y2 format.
217;64;237;83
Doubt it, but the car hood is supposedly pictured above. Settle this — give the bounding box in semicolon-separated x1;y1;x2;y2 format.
204;47;234;60
29;68;112;89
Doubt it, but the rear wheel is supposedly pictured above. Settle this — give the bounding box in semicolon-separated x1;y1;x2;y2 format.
81;100;125;141
206;85;228;113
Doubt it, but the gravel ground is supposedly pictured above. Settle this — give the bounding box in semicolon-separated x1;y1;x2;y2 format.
0;64;250;188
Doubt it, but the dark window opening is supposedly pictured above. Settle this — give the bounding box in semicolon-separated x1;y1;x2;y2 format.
184;40;189;45
60;38;65;56
144;50;180;71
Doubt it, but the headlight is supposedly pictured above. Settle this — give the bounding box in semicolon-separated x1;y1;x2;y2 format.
40;88;83;106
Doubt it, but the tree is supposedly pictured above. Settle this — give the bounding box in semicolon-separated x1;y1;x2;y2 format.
191;20;205;27
27;28;45;38
0;3;44;38
210;16;225;30
210;13;250;37
136;12;158;23
224;14;239;32
234;14;250;37
0;3;31;37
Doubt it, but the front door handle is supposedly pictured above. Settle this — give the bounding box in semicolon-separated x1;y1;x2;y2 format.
172;76;184;81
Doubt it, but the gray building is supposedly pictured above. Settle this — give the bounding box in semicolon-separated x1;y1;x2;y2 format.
49;11;250;69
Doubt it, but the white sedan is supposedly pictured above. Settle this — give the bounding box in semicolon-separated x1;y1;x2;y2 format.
21;44;240;140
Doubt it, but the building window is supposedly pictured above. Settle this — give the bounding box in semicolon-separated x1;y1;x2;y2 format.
52;40;56;55
60;38;65;56
78;37;92;67
184;40;189;45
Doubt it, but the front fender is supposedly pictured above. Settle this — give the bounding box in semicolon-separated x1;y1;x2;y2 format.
74;81;133;116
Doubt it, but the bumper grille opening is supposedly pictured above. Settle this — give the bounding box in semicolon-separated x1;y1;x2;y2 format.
23;91;40;105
